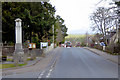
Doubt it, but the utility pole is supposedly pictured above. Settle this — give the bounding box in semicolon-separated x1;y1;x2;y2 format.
112;0;120;44
117;3;120;43
86;32;88;47
115;19;119;43
52;25;54;48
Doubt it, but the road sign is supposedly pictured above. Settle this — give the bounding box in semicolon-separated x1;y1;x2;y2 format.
40;42;48;49
28;43;36;49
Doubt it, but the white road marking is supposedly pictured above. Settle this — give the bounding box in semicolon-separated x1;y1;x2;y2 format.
49;69;52;72
46;72;51;78
40;73;44;76
46;75;50;78
46;68;53;78
51;66;53;68
46;52;58;78
38;71;45;78
47;73;51;76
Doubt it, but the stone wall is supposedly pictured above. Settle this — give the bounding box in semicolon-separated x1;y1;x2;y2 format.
43;43;54;54
2;46;43;57
2;46;15;56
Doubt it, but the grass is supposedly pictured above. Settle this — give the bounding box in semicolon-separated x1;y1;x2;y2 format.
7;58;13;61
65;34;94;44
7;57;33;61
0;63;27;69
27;58;32;61
65;34;86;39
65;34;85;42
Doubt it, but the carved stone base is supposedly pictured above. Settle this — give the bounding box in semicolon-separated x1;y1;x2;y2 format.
31;50;36;60
28;49;36;60
15;43;23;52
13;43;27;66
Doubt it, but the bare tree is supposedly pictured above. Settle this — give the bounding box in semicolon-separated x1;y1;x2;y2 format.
90;7;117;42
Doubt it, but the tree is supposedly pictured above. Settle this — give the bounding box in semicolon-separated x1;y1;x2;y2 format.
54;15;68;44
90;7;116;42
2;2;56;43
2;2;26;43
2;2;68;47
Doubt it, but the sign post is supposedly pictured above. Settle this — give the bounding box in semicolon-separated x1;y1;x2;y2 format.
28;43;36;60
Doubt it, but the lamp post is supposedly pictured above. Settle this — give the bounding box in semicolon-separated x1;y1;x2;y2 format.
14;18;25;66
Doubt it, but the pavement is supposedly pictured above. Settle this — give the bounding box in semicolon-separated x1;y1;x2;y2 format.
83;47;118;64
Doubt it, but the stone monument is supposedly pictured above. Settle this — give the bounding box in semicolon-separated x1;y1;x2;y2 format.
14;18;26;66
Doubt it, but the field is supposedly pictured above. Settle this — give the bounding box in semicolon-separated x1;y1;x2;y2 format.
65;34;86;45
65;34;94;46
65;34;86;39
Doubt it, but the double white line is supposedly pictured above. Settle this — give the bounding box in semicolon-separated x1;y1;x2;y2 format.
38;71;45;78
37;48;59;79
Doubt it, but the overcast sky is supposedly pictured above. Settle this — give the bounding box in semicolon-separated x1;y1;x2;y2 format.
50;0;113;34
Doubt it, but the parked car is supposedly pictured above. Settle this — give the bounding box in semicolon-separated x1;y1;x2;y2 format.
61;44;65;47
76;42;81;47
66;41;72;47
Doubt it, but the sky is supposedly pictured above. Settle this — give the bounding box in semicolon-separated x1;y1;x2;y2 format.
49;0;114;34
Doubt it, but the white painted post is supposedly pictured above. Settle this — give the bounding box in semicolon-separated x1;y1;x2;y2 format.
103;46;105;51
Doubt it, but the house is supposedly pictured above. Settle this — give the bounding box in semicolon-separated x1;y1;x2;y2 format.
98;28;119;46
108;28;120;45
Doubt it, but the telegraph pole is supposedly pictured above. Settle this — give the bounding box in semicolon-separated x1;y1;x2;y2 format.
112;0;120;43
52;25;54;48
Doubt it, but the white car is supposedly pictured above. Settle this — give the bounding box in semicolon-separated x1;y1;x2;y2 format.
61;44;65;47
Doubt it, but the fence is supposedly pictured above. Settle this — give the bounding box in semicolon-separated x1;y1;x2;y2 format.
93;44;120;54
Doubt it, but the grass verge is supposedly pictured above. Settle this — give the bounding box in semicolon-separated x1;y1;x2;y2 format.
0;63;27;69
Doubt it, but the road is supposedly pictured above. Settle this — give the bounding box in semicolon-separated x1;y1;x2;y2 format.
3;47;118;78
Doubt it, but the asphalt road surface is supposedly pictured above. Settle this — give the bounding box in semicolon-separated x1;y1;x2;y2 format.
3;47;118;78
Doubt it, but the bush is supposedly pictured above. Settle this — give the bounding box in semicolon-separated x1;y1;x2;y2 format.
7;42;14;46
81;42;86;47
36;42;40;48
